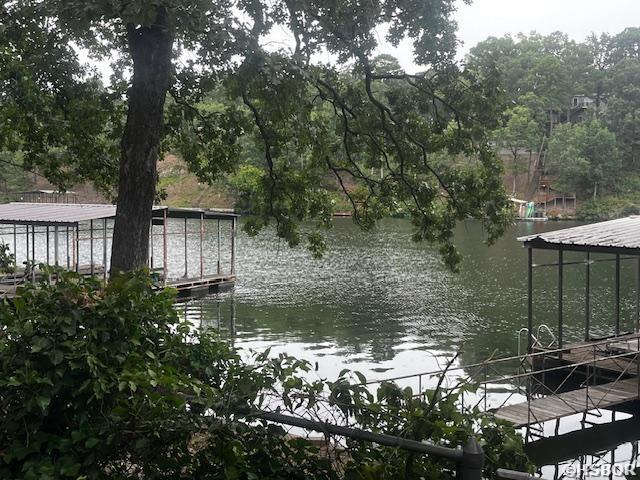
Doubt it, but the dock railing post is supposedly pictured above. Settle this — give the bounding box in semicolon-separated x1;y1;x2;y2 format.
458;437;484;480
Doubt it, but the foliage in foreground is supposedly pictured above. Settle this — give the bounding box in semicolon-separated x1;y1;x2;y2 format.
0;272;532;479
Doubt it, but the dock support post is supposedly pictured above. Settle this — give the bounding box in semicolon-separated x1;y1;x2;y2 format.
54;226;59;268
636;256;640;333
12;224;16;285
615;253;621;336
25;224;29;272
31;225;35;282
66;226;70;270
586;251;591;341
184;218;188;278
12;225;17;286
46;226;50;265
103;219;108;281
527;247;533;353
162;209;168;285
217;219;221;274
558;249;564;352
90;220;94;276
231;216;236;275
74;225;79;273
149;221;154;269
199;212;204;279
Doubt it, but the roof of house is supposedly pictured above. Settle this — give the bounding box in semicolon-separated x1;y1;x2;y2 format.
518;216;640;254
0;203;237;226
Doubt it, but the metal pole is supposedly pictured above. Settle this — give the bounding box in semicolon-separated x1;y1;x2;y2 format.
31;225;35;282
586;251;591;341
184;217;188;278
54;226;59;267
74;225;79;273
150;222;154;269
217;219;221;274
66;226;70;270
90;220;94;276
12;224;16;261
636;256;640;333
558;249;564;352
527;247;533;353
616;253;621;336
12;224;16;286
199;212;204;279
25;224;29;273
162;209;168;284
46;226;50;265
231;216;236;275
103;219;108;281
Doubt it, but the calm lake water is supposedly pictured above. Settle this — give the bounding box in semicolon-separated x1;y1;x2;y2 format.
179;218;640;477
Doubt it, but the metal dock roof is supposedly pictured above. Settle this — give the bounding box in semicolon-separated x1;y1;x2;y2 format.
0;203;237;226
518;216;640;254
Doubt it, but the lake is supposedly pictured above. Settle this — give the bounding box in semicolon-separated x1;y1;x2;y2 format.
180;218;640;477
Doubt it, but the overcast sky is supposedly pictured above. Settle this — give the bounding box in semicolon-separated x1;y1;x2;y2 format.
378;0;640;70
87;1;639;81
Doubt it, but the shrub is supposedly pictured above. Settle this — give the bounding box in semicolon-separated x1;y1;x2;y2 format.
0;271;335;479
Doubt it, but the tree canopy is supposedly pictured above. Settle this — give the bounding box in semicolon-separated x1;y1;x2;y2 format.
0;0;512;271
547;118;620;198
468;29;640;200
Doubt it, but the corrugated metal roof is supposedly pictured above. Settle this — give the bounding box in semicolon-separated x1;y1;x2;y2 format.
0;203;166;225
0;203;238;225
518;216;640;251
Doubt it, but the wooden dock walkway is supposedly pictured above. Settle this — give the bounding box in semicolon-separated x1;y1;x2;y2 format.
0;273;235;302
494;377;640;426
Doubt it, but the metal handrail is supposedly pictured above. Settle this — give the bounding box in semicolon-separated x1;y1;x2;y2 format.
366;331;640;386
253;410;488;479
536;324;557;348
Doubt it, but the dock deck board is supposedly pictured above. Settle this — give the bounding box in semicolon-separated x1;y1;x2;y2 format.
494;378;639;426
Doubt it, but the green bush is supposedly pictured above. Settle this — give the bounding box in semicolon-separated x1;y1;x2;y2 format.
0;271;532;479
0;271;335;479
577;197;640;221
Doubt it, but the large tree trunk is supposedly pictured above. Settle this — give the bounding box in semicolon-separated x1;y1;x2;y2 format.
110;13;173;273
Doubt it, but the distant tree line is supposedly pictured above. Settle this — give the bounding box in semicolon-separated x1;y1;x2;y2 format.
467;28;640;199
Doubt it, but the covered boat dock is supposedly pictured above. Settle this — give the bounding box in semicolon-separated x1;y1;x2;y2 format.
494;217;640;426
0;202;238;299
